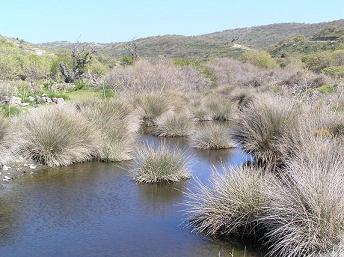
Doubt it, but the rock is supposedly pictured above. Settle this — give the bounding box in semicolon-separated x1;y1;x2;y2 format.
27;96;36;102
21;102;30;107
29;164;37;169
2;165;10;171
53;98;64;104
36;96;45;104
10;96;22;105
44;97;52;103
4;176;11;180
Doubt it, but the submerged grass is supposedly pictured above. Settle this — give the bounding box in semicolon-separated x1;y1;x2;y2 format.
132;144;190;183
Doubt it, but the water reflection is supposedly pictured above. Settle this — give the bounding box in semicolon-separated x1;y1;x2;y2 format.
0;135;261;257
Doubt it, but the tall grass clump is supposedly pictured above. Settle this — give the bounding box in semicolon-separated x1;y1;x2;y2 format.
77;98;138;162
18;105;97;167
231;96;298;167
192;123;234;149
262;140;344;257
185;166;270;237
204;95;232;121
132;144;190;183
155;111;193;137
137;92;170;126
0;114;13;165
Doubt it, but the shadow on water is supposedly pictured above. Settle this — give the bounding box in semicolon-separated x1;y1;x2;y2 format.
0;135;262;257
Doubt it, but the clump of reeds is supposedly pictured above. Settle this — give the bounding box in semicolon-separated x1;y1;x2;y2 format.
204;95;232;121
231;96;298;167
18;105;97;167
132;144;190;183
77;98;139;162
261;139;344;257
192;123;234;149
137;92;170;126
155;111;193;137
185;166;270;237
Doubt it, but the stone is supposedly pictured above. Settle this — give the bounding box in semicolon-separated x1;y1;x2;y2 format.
29;164;37;169
27;96;36;102
9;96;22;106
2;165;10;171
56;98;64;104
36;96;45;104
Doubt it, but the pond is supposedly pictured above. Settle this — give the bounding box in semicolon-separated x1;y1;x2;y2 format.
0;135;262;257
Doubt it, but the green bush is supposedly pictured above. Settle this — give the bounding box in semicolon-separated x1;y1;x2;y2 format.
316;84;337;94
0;105;21;117
120;55;135;66
74;80;90;91
242;50;278;69
322;66;344;78
88;58;108;76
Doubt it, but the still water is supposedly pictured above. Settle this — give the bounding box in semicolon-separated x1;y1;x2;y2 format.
0;136;262;257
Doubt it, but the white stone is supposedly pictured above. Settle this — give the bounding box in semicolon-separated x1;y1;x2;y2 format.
29;164;37;169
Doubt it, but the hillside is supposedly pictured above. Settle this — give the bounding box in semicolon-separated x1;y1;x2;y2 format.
36;19;344;60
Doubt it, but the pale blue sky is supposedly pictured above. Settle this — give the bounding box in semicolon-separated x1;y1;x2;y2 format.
0;0;343;43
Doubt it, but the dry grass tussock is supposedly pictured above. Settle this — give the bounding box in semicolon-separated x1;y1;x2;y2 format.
0;114;15;165
204;94;232;121
261;140;344;257
136;91;170;126
17;105;97;167
185;166;271;237
155;110;193;137
132;144;190;183
231;95;299;167
77;98;139;162
191;123;234;149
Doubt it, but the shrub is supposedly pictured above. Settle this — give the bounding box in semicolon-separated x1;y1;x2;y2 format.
185;166;270;236
102;59;211;92
18;105;97;167
132;144;190;183
242;50;278;69
0;105;21;118
192;123;234;149
155;111;193;137
322;66;344;78
317;84;337;94
262;140;344;257
78;99;138;162
231;96;298;167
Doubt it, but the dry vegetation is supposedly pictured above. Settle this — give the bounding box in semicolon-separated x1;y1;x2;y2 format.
0;45;344;256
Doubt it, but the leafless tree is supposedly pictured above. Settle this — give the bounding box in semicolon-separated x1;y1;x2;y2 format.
60;43;96;83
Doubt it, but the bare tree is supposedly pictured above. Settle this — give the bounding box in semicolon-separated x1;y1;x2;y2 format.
124;40;139;61
60;43;96;83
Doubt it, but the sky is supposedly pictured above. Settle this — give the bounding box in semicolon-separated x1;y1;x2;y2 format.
0;0;343;43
